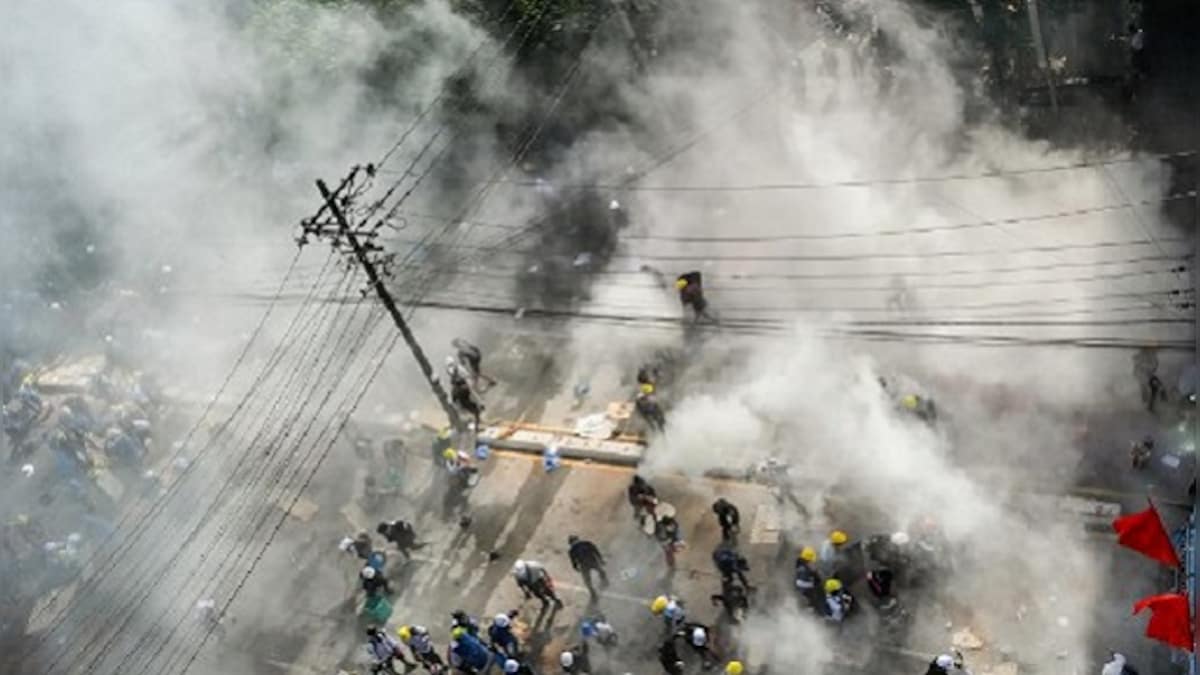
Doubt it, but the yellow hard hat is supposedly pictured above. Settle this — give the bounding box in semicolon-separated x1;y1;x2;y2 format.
725;661;744;675
824;578;843;594
442;448;458;461
451;626;466;640
397;625;412;641
650;595;669;614
901;394;919;410
798;546;817;562
639;383;655;395
438;427;453;439
675;278;689;290
830;530;848;545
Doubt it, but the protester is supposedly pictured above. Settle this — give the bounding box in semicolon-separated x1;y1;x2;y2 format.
658;637;685;675
628;475;658;527
712;545;752;590
512;559;564;609
397;625;444;672
488;612;520;658
360;565;391;596
376;519;423;560
712;498;740;542
818;530;850;578
795;546;824;613
366;625;415;673
656;515;685;569
568;534;609;595
711;577;750;623
450;609;481;636
823;578;853;623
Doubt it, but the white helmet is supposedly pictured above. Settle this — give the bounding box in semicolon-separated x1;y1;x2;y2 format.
513;560;528;578
891;531;910;546
690;627;707;646
560;651;575;668
935;654;954;668
494;613;511;628
504;659;520;674
360;566;377;580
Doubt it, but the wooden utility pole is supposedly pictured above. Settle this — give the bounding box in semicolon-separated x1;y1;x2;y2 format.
314;177;461;429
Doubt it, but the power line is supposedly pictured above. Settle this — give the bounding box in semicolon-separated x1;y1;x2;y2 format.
17;245;325;666
381;233;1187;263
242;252;1184;289
122;305;387;675
487;149;1199;193
172;331;401;675
392;4;620;318
373;190;1195;243
24;241;354;671
44;264;359;675
359;297;1196;351
79;271;371;675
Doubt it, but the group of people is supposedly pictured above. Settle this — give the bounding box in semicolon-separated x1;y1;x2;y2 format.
357;542;616;674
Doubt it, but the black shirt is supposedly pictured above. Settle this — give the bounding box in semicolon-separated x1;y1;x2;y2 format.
568;539;604;569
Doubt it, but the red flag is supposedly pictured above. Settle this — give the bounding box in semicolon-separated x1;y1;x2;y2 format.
1133;593;1194;651
1112;505;1181;568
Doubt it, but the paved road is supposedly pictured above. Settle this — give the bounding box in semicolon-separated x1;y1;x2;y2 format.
170;433;1169;675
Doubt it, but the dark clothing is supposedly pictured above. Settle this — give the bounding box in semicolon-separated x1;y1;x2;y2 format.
457;344;482;375
377;520;419;558
711;578;750;621
517;577;562;608
635;394;665;430
569;538;608;593
568;539;605;570
677;271;712;322
658;639;684;675
712;499;740;540
627;478;657;507
451;611;480;636
866;567;894;599
352;534;373;560
362;574;391;596
452;381;482;425
1147;375;1164;413
637;366;657;386
794;560;823;613
712;546;751;589
488;623;519;657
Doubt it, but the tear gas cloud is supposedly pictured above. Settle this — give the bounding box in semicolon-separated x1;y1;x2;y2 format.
1;0;1190;672
553;1;1188;672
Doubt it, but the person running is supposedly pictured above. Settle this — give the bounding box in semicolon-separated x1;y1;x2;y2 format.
627;475;658;527
712;498;740;542
656;516;684;570
710;577;750;623
512;559;564;609
568;535;609;596
712;545;752;590
377;519;424;560
658;637;685;675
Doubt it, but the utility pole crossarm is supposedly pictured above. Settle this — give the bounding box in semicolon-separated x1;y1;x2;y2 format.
314;177;461;429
